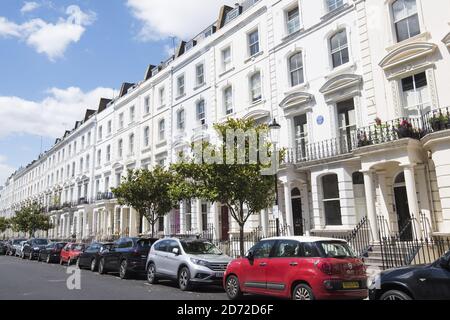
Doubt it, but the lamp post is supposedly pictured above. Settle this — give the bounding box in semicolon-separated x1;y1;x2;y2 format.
269;119;281;237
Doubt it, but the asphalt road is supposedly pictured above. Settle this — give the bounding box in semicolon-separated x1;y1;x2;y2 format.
0;255;228;300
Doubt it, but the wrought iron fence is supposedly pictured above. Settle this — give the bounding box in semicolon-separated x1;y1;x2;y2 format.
378;213;450;269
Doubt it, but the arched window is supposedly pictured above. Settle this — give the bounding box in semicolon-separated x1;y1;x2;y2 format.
330;30;349;68
395;172;405;184
289;52;304;87
392;0;420;42
322;174;342;225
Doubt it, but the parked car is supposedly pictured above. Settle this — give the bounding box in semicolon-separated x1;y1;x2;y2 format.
146;238;232;291
77;242;114;271
22;239;51;260
38;242;68;263
98;237;158;279
224;236;368;300
60;243;86;266
7;239;27;256
0;241;7;255
369;250;450;300
15;241;28;257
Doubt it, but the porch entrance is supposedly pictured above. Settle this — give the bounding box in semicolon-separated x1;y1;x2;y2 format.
291;188;303;236
394;173;413;241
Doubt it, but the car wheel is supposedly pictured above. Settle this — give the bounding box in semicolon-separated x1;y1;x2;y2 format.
46;255;51;264
380;290;412;300
90;258;97;272
98;258;106;274
225;275;243;300
119;260;130;279
147;263;158;284
292;284;315;300
178;267;192;291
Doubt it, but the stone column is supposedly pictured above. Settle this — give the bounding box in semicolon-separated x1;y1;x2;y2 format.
300;183;311;236
363;170;379;242
402;164;423;238
261;209;269;237
129;208;137;237
179;201;185;234
416;165;433;237
283;181;294;236
211;202;220;240
119;208;125;236
376;171;391;223
196;199;203;233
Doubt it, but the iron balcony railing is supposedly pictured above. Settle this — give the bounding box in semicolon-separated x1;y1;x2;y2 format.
285;107;450;165
96;192;115;201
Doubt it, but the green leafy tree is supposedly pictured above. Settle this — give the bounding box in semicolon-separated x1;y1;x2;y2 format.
171;118;277;257
0;217;10;234
10;202;53;237
112;167;178;237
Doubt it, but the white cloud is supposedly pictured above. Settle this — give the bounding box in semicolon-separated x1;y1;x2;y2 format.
0;87;114;140
21;2;41;14
126;0;235;41
0;5;96;60
0;155;15;186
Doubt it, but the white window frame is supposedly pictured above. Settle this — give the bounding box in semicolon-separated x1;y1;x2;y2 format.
118;139;123;158
143;126;150;147
286;6;300;35
129;134;135;155
289;52;304;87
224;86;233;115
119;113;124;129
249;72;262;103
326;0;344;13
196;63;205;86
144;96;150;114
159;87;166;107
129;106;135;123
177;75;185;97
159;119;165;141
391;0;420;43
177;109;185;131
248;29;260;57
196;100;206;124
222;46;232;71
329;29;349;69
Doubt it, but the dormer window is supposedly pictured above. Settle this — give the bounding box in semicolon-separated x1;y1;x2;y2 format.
392;0;420;42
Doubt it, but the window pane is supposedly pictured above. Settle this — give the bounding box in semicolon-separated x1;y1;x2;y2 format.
322;174;339;199
414;72;427;89
324;201;342;225
407;14;420;38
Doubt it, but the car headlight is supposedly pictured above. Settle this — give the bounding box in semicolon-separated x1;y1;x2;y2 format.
190;258;208;266
33;247;40;251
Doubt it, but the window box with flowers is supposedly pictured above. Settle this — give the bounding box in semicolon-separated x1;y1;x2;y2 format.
429;114;450;132
395;120;423;140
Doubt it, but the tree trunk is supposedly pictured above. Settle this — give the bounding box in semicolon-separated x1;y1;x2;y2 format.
239;223;245;257
151;221;155;238
137;212;143;235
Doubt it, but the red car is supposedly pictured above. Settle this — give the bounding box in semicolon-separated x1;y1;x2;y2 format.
224;236;368;300
60;243;86;266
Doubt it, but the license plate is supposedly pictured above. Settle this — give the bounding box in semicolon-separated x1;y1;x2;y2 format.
342;282;360;289
215;272;224;278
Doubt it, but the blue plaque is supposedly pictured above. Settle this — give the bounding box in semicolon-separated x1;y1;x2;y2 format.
317;116;324;125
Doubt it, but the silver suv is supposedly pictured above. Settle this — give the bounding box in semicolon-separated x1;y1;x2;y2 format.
146;237;232;291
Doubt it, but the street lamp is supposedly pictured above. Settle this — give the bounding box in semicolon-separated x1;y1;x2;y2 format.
269;119;281;236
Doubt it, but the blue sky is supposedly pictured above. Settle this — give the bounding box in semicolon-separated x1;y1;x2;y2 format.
0;0;231;184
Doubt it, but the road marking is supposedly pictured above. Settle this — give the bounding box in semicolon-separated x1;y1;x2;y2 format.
48;280;66;283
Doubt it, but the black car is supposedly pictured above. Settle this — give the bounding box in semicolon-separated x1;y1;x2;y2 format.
369;251;450;300
38;242;67;263
98;237;158;279
22;239;51;260
0;241;7;255
77;242;114;271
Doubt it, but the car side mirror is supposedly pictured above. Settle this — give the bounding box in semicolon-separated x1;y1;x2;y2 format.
246;250;254;261
172;248;180;255
439;256;450;270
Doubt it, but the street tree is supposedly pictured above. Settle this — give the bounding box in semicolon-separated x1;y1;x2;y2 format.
0;217;10;234
10;202;53;237
171;118;277;257
112;166;178;237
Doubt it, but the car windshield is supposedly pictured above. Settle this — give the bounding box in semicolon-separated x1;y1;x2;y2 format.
34;239;49;245
73;244;84;251
181;241;222;255
317;241;356;258
13;239;25;245
56;243;66;249
137;239;153;249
